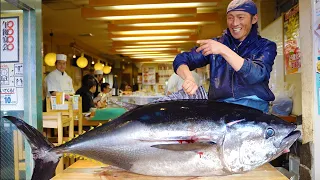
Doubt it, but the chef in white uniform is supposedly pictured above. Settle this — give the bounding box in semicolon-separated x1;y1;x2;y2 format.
45;54;75;97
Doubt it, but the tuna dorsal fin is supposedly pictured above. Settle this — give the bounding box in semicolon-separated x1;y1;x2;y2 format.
151;142;215;151
154;86;208;103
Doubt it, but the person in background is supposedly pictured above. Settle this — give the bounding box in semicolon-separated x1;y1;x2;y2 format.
167;70;201;95
120;81;132;92
45;54;74;99
76;74;102;112
94;83;112;106
173;0;277;113
94;70;104;97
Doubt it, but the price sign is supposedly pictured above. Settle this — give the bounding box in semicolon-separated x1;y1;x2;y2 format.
1;16;19;62
0;87;18;105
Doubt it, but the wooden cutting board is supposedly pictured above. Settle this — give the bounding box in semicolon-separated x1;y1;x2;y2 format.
52;160;288;180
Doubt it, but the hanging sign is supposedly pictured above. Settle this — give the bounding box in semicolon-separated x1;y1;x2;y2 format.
1;16;19;62
142;66;156;85
284;5;301;75
0;14;23;111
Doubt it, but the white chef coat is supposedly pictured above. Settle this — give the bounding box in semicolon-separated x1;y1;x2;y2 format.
45;69;75;96
167;71;201;93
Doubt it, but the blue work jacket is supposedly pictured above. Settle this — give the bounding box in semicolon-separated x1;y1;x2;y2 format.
173;25;277;110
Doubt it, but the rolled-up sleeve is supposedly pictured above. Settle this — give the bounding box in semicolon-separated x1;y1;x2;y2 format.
173;47;210;73
236;42;277;84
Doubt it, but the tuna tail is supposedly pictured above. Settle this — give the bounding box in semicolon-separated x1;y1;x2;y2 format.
3;116;61;180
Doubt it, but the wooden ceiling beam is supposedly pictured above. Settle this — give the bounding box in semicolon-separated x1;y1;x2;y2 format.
108;49;180;54
111;13;219;24
112;40;196;45
108;24;199;31
89;0;221;6
108;33;192;39
81;8;197;18
112;42;184;47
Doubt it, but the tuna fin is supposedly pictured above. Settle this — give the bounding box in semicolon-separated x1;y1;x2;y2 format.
3;116;61;180
154;86;208;103
109;99;140;110
151;142;215;151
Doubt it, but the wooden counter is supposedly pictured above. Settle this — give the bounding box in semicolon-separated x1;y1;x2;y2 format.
52;160;288;180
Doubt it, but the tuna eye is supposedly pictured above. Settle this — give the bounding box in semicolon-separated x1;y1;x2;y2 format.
265;128;275;139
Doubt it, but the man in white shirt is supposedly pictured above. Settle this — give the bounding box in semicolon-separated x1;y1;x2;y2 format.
45;54;74;97
93;70;103;97
167;70;201;95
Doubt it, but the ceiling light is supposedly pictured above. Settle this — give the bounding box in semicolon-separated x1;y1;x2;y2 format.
94;2;218;10
111;36;189;41
87;14;193;21
116;45;177;48
130;56;176;59
111;29;195;35
133;40;195;44
115;48;176;52
118;21;215;27
153;59;175;62
119;52;175;55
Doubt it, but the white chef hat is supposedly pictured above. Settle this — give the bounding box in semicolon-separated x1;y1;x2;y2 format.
94;70;103;75
56;54;67;61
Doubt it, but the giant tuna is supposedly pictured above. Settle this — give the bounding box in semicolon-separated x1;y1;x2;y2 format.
3;87;300;180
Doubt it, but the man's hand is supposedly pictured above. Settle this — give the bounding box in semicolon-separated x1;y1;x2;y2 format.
196;39;226;56
182;75;198;95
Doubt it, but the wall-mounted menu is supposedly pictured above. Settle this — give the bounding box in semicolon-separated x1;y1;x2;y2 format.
1;16;19;62
142;67;156;85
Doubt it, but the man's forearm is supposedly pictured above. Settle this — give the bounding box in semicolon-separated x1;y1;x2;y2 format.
176;64;193;80
220;46;244;71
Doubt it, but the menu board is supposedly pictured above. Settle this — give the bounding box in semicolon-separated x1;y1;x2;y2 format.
142;66;156;85
314;0;320;115
0;15;23;111
1;16;19;62
0;63;24;110
284;5;301;75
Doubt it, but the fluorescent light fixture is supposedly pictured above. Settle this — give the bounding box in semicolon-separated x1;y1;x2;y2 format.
111;29;195;35
133;40;195;44
111;36;189;41
87;14;192;21
118;21;215;27
94;3;218;10
153;59;175;62
116;45;177;48
120;52;174;55
116;48;176;52
131;56;175;59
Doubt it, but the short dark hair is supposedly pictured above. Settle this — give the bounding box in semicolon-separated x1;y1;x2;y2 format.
101;83;110;91
82;74;96;89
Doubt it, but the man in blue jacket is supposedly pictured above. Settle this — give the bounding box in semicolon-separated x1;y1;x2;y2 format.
173;0;277;113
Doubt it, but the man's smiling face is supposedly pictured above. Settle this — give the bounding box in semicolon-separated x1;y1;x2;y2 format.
227;11;258;41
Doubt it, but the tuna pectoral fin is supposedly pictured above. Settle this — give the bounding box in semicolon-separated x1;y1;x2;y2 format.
3;116;60;180
151;142;215;151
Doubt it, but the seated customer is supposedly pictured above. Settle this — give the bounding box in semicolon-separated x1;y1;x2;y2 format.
94;83;112;104
76;74;101;112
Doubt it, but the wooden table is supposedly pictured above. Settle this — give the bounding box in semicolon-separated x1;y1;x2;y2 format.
52;160;288;180
75;117;110;127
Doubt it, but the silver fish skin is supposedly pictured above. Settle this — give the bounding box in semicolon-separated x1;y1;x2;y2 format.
3;88;300;179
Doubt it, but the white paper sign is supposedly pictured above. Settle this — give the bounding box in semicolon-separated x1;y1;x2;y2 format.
0;87;18;105
0;63;24;110
1;16;19;62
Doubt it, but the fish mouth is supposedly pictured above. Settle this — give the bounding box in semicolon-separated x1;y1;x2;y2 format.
279;130;301;153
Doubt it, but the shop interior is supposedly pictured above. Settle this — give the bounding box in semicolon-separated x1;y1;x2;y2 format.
0;0;318;180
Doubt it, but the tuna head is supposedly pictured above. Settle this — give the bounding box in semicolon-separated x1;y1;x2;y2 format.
221;115;300;174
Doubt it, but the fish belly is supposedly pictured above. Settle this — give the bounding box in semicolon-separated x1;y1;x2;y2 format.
127;145;227;176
